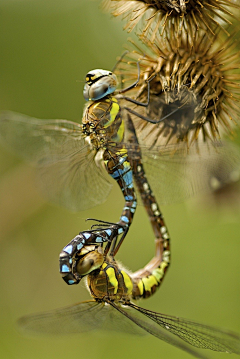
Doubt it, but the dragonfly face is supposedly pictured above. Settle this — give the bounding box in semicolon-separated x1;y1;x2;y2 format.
59;244;105;284
83;69;118;101
75;245;104;277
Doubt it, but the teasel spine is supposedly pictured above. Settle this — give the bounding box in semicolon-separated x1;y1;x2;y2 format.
116;32;240;147
102;0;240;44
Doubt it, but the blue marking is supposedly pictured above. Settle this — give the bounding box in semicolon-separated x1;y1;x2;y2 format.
68;280;75;285
132;201;137;208
69;258;72;264
105;229;112;237
111;166;130;180
123;171;133;186
64;245;73;254
96;236;103;243
125;195;134;201
130;208;136;213
61;265;70;273
121;216;129;224
127;183;134;188
119;157;126;165
118;228;124;234
111;169;123;179
122;168;130;174
77;243;84;250
83;232;91;240
111;171;119;179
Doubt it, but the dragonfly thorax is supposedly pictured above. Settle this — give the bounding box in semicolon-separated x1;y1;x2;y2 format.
84;256;133;302
82;96;124;148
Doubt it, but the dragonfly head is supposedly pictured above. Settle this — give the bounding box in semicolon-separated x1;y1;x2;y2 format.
83;69;118;101
76;245;104;277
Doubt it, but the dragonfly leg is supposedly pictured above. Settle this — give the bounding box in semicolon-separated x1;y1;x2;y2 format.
126;114;171;299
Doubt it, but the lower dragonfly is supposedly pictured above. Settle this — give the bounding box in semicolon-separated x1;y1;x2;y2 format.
19;237;240;359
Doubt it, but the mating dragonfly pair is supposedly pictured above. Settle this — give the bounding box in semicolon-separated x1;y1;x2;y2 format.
1;63;240;357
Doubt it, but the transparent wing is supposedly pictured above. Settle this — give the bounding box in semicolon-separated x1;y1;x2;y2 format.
18;299;240;356
123;84;240;205
129;140;240;205
0;111;112;211
127;303;240;355
108;301;208;359
18;300;146;336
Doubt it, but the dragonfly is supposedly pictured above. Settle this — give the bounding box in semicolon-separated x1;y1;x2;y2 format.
19;242;240;359
1;65;240;286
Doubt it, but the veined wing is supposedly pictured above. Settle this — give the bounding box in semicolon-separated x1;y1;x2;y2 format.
123;84;240;205
127;303;240;355
18;300;146;336
109;301;240;358
18;298;240;356
0;111;112;211
130;140;240;205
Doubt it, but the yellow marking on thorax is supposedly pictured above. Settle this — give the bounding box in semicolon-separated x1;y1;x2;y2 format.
103;97;120;128
106;267;118;294
121;270;133;295
112;120;125;143
102;263;108;269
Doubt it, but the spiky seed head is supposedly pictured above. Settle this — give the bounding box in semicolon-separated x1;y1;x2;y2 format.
103;0;240;44
117;33;240;148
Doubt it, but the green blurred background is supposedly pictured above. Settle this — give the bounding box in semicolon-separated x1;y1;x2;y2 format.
0;1;240;359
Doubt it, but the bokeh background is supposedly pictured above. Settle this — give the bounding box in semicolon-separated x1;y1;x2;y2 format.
0;1;240;359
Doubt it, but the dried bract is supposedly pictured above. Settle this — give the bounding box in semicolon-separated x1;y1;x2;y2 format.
103;0;240;44
117;33;240;148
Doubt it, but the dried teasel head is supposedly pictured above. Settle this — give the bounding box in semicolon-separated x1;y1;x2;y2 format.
102;0;240;44
117;33;240;148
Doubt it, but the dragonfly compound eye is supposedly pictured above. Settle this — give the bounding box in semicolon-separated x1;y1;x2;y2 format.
76;249;104;276
83;69;118;101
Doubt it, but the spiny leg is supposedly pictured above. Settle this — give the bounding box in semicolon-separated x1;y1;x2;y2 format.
126;114;170;298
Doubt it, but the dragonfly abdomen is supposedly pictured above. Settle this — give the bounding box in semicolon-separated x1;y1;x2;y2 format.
131;254;170;299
